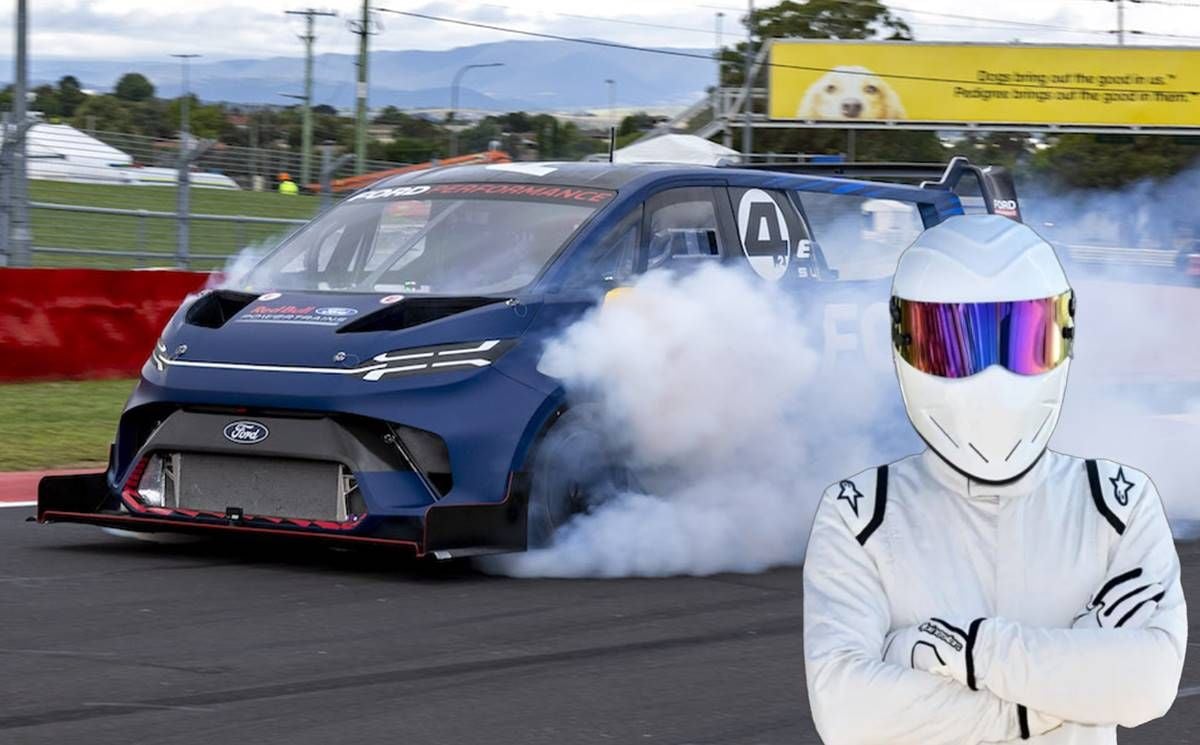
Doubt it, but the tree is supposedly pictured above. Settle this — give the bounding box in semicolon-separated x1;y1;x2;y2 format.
164;95;227;139
114;72;155;102
31;84;61;118
72;94;134;133
947;132;1033;171
57;75;86;117
130;98;171;138
722;0;911;87
618;112;658;137
1032;135;1200;189
751;0;910;41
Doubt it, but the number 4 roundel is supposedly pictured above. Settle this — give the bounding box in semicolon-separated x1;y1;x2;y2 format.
737;189;790;281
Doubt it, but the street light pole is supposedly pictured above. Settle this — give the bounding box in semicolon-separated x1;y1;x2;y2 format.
172;53;201;269
448;62;504;157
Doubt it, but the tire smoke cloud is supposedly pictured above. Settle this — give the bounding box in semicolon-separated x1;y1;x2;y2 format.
488;264;913;578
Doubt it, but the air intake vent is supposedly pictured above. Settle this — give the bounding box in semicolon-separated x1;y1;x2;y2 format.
186;290;259;329
337;296;504;333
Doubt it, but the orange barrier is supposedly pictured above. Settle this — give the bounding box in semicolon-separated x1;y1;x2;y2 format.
0;268;210;381
308;150;511;194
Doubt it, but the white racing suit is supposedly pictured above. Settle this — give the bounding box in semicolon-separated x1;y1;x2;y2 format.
803;448;1187;744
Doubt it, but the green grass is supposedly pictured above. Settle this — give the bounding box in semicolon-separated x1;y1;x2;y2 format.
0;378;136;470
28;181;320;269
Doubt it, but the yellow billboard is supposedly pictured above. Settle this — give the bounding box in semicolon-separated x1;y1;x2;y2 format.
768;42;1200;128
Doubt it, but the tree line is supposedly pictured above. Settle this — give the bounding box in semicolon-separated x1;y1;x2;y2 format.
7;0;1197;190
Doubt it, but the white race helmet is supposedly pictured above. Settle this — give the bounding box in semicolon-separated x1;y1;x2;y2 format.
891;214;1075;482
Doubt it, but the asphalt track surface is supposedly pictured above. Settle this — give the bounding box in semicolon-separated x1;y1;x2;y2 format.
1;509;1198;745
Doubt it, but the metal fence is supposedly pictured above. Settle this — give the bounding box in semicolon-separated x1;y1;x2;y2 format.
0;122;406;269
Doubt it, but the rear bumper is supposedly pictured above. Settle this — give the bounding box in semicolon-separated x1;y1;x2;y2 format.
37;471;530;558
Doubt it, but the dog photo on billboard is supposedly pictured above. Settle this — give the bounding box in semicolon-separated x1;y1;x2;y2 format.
797;65;906;120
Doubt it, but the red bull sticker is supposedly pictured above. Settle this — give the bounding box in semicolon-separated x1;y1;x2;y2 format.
237;303;359;326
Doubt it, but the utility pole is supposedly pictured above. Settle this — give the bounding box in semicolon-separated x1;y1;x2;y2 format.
286;8;336;187
172;53;201;269
348;0;378;175
741;0;754;156
9;0;31;266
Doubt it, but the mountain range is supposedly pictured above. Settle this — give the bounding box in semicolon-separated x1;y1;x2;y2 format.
4;39;714;112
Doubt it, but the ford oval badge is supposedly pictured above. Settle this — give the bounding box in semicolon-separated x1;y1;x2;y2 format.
224;420;270;444
315;306;359;318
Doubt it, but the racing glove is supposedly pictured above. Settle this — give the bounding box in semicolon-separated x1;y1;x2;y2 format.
1072;567;1165;630
884;619;1064;739
883;617;980;689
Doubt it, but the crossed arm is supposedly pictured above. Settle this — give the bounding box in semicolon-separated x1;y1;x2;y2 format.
802;483;1186;745
970;483;1187;727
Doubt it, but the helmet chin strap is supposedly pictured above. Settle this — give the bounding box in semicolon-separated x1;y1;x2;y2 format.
918;432;1049;487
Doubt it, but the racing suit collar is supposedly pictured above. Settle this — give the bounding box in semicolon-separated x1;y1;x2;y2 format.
920;447;1053;500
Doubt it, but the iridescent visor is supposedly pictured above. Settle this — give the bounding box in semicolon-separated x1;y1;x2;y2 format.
892;292;1074;378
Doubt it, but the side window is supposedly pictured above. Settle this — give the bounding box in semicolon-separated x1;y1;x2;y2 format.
796;192;923;281
729;187;814;281
643;187;727;272
561;205;642;289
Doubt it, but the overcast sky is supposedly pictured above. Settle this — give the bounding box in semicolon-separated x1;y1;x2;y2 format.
0;0;1193;60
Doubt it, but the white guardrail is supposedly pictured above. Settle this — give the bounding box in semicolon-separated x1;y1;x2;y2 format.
1063;244;1183;269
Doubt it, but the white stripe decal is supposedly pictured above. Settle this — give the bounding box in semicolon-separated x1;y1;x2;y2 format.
154;354;387;376
373;350;436;363
361;364;433;382
437;340;501;356
152;339;502;381
0;501;36;509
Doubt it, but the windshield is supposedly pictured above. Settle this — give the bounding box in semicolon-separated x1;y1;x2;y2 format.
240;182;614;295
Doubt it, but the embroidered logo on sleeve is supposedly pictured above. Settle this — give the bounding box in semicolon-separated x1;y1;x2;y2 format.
1110;467;1134;506
837;480;864;517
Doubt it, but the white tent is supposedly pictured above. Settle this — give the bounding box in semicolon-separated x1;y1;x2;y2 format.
612;134;741;166
15;122;239;189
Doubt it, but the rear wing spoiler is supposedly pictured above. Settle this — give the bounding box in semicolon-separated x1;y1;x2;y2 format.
729;156;1022;222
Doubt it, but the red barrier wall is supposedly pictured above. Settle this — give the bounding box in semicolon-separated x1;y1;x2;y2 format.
0;268;210;381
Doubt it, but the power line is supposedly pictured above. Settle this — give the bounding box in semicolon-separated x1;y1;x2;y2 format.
702;0;1200;41
557;12;713;35
373;7;1200;95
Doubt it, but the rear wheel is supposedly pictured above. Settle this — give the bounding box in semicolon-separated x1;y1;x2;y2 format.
526;407;632;548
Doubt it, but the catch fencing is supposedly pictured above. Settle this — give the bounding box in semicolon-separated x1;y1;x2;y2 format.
0;122;406;269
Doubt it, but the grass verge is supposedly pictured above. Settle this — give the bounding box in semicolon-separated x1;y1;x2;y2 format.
0;378;135;471
28;180;319;269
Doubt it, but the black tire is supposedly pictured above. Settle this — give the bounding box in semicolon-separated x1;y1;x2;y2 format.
526;407;633;548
